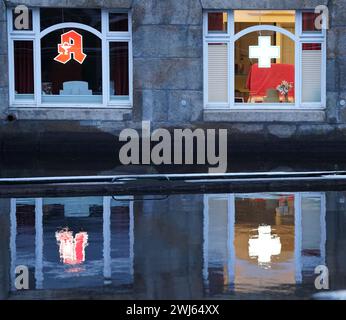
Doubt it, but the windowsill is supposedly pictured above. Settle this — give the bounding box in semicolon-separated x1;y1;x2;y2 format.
8;106;133;121
203;108;326;122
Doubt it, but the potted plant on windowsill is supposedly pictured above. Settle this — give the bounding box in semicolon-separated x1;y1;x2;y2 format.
276;80;294;103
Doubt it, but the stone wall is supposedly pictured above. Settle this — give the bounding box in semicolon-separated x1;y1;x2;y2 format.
1;0;346;152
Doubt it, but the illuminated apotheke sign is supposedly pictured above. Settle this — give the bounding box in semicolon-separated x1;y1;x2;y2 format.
54;30;87;64
249;36;280;68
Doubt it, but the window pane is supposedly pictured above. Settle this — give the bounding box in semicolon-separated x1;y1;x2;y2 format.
208;43;228;103
41;29;102;104
234;10;295;34
110;42;129;101
109;13;129;32
302;43;322;103
40;8;101;31
208;12;228;33
302;12;321;33
235;31;295;104
12;8;33;31
14;41;34;100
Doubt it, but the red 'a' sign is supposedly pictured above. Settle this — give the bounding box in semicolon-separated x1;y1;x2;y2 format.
54;30;87;64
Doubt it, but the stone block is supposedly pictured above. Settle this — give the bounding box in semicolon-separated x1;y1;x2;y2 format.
141;89;169;122
168;90;203;123
132;0;202;28
133;25;202;59
134;58;203;91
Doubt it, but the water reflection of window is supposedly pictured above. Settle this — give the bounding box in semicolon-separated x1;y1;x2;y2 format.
203;192;326;294
9;196;134;290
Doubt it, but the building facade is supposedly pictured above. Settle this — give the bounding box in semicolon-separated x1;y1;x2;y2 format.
0;0;345;154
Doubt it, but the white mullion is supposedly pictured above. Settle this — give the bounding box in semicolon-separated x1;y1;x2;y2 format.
229;10;234;109
7;9;15;106
129;200;134;277
203;11;208;109
294;193;303;284
320;194;327;265
101;9;109;107
321;36;327;109
128;10;133;107
203;195;209;286
10;199;17;290
128;38;133;107
8;39;15;106
103;196;112;283
35;198;44;289
33;8;41;106
296;41;302;108
227;194;235;288
295;11;302;108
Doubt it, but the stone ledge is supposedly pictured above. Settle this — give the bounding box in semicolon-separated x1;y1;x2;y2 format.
200;0;329;10
203;109;326;122
7;108;132;121
4;0;133;9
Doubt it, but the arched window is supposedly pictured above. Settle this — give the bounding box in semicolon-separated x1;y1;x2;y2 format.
204;10;326;109
8;8;132;108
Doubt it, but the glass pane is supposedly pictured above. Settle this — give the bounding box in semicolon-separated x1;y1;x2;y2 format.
40;8;101;31
234;10;295;34
12;8;33;31
302;43;322;103
208;12;228;33
302;12;322;33
14;41;34;100
208;43;228;103
110;42;129;101
41;29;102;104
235;31;295;104
109;13;129;32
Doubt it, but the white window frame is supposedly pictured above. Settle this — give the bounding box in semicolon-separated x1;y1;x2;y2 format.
203;10;327;110
7;8;133;109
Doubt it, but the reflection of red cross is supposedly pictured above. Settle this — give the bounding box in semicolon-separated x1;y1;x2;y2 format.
54;30;87;64
56;229;89;265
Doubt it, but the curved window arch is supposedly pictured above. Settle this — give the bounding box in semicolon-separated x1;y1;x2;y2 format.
234;25;297;42
40;23;103;39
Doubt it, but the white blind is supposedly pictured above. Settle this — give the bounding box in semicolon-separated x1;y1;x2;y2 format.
302;50;322;103
208;43;228;103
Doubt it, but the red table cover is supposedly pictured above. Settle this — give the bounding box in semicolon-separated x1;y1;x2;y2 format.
246;63;295;98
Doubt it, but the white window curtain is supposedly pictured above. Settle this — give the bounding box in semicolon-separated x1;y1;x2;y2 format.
302;49;322;103
208;43;228;103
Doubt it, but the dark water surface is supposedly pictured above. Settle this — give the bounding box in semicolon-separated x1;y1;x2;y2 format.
1;190;345;300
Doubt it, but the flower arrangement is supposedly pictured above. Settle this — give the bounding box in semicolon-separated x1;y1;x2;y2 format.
276;81;294;102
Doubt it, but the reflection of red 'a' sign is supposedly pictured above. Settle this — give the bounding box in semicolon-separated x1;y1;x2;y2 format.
56;229;89;265
54;30;87;64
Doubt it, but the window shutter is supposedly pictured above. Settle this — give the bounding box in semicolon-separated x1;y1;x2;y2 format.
208;44;228;103
302;47;322;103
